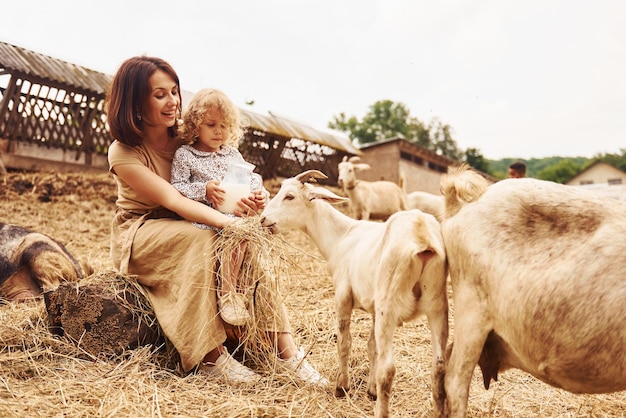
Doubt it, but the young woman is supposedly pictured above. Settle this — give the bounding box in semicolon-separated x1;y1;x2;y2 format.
106;55;327;385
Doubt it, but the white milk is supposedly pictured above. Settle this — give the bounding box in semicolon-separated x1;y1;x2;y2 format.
216;183;251;214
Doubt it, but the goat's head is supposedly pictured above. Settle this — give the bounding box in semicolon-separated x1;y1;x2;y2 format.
260;170;348;234
337;157;370;190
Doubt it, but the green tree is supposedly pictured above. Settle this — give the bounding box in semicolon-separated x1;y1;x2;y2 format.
328;99;484;165
464;147;491;174
535;159;583;183
597;148;626;172
328;112;360;142
428;118;461;160
329;100;414;144
404;116;430;148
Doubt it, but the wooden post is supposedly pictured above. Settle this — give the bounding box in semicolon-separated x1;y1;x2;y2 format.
44;273;163;357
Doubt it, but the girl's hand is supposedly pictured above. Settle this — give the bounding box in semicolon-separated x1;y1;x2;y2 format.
205;180;225;208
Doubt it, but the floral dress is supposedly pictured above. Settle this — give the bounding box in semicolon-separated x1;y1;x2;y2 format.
170;145;267;230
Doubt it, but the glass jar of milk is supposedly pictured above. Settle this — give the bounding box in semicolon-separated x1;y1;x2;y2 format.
216;160;255;214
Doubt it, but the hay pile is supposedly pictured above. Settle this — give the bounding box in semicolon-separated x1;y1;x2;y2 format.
1;171;625;417
212;216;323;372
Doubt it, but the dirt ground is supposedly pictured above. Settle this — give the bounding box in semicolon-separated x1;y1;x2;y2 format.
1;170;625;417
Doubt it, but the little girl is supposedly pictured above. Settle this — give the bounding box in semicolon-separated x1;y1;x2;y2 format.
171;88;269;326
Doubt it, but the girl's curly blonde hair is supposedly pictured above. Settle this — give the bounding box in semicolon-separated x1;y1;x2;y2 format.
179;88;246;147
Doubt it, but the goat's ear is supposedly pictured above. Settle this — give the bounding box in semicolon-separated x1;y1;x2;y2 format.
295;170;327;184
348;156;361;163
307;187;349;205
342;155;349;162
354;163;371;171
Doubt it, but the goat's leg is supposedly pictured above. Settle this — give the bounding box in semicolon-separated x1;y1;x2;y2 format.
425;292;449;418
445;283;491;418
373;304;398;418
366;318;377;399
335;289;353;398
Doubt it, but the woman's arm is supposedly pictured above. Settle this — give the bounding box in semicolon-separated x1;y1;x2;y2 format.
115;163;235;228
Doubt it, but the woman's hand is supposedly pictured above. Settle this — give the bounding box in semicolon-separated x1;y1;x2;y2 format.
251;190;268;211
234;193;263;217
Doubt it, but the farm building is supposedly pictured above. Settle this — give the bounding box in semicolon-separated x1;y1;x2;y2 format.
0;40;359;183
566;160;626;202
565;160;626;188
353;137;495;195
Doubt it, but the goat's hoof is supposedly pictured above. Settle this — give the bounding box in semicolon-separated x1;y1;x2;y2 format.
335;386;349;398
367;390;377;401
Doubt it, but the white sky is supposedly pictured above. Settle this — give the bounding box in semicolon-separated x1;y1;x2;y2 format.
2;0;625;160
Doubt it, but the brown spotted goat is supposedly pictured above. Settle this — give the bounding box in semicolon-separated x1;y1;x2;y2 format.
440;165;626;417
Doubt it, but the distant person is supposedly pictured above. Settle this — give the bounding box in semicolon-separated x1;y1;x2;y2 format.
508;161;526;178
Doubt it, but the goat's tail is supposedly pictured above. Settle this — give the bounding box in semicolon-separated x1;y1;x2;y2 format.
440;164;488;219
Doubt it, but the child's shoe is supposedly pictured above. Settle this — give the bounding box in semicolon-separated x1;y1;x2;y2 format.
219;291;251;326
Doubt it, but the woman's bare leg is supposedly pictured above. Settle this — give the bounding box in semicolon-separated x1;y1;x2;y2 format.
268;332;298;359
202;345;225;364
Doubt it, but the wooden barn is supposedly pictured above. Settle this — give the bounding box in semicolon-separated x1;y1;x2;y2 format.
0;41;359;184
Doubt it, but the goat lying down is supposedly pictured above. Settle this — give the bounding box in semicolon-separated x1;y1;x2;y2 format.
0;223;88;301
440;165;626;417
261;170;449;418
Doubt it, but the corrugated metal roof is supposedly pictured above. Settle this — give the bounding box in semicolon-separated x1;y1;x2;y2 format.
241;109;361;155
0;41;111;95
0;40;360;154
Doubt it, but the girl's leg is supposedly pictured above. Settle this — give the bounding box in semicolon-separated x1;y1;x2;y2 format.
220;241;248;296
218;241;251;326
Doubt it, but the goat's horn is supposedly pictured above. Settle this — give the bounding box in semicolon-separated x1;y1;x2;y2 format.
295;170;327;184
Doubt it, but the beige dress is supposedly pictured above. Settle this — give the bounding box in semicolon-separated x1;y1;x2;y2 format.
108;140;289;372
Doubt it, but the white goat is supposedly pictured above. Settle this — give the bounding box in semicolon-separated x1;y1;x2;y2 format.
406;191;444;222
337;156;407;220
440;165;626;417
588;185;626;202
261;170;449;418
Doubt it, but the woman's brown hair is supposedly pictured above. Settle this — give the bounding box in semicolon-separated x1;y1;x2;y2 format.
105;56;181;146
